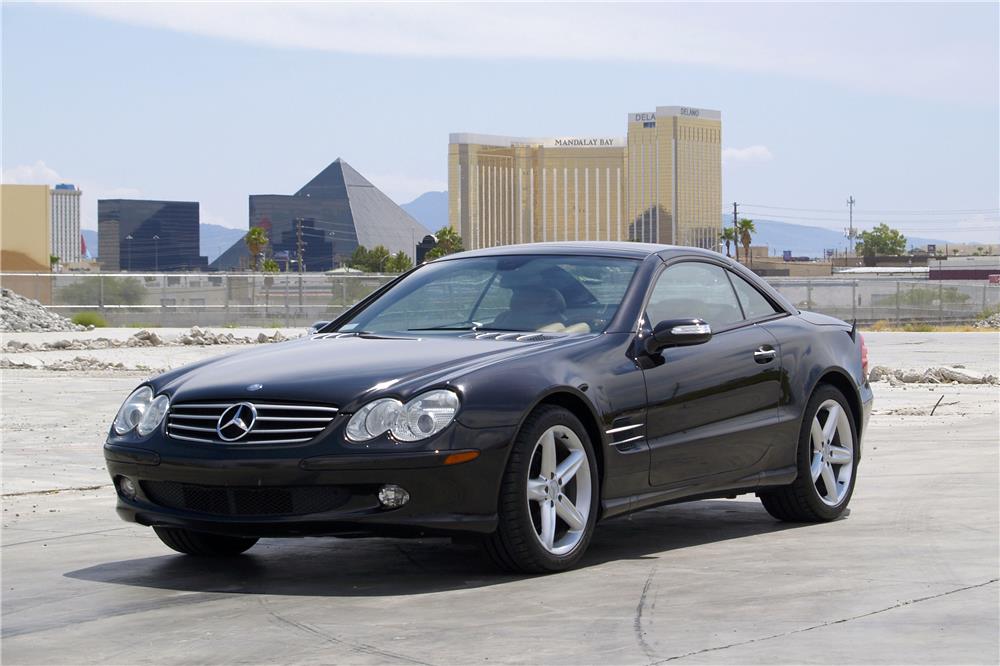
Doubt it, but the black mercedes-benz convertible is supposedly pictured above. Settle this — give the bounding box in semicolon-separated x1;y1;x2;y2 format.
105;242;873;572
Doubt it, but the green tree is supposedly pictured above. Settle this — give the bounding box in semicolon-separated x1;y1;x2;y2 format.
385;251;413;273
349;245;371;270
425;226;465;261
855;223;907;256
244;227;269;271
367;245;392;272
49;255;60;269
736;218;756;264
718;228;737;258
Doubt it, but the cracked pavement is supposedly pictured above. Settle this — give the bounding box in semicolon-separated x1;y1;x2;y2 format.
1;333;998;664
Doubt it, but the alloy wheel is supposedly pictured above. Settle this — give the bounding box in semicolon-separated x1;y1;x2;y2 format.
526;425;592;556
810;399;854;506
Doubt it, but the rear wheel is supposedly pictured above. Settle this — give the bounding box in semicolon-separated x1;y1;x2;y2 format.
483;406;598;573
153;526;258;556
758;384;859;522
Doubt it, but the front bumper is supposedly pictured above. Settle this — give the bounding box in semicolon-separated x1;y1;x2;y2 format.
105;423;515;538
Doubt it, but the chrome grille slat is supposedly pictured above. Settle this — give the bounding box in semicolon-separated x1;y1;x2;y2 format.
167;400;338;446
169;423;217;433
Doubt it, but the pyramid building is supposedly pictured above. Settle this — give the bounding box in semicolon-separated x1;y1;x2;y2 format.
211;159;429;271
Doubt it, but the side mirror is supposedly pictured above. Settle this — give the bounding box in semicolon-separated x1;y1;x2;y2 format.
644;318;712;354
309;320;330;334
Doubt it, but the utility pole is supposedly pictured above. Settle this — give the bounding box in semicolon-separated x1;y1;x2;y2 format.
846;195;856;257
295;219;306;274
732;202;739;262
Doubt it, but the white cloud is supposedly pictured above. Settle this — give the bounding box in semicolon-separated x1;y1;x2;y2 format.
2;160;61;185
1;160;141;230
67;3;998;103
723;145;774;165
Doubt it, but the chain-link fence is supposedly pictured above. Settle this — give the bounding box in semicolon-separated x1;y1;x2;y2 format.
1;272;397;327
2;272;997;328
767;278;998;325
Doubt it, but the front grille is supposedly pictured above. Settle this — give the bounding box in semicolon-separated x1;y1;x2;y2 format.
166;401;338;445
142;481;350;516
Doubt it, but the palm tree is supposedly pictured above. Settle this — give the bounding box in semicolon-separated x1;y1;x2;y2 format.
718;228;737;257
737;218;756;265
244;227;269;271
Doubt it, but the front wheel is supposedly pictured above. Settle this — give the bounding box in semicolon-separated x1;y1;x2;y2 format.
153;526;258;556
483;406;599;573
758;384;859;522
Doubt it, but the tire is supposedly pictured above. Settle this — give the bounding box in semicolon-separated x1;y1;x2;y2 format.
482;405;599;574
153;526;258;556
758;384;859;522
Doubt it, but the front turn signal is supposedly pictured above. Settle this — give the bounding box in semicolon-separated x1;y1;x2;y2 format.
443;451;480;466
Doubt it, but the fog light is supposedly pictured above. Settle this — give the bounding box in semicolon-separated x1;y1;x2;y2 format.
117;476;137;500
378;484;409;509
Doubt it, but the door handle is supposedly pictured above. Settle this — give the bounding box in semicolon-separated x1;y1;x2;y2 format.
754;346;776;364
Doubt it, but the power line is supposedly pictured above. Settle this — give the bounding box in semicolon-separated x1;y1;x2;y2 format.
741;203;1000;215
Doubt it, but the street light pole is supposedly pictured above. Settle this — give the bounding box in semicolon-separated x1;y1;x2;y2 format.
152;234;160;272
328;231;336;270
125;234;133;272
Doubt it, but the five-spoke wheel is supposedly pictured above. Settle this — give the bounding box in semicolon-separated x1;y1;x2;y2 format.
759;384;859;522
484;405;598;573
526;425;593;555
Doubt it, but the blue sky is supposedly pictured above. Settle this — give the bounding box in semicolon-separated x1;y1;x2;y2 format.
3;2;998;243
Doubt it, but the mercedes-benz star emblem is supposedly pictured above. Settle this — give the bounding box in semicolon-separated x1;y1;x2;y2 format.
216;402;258;442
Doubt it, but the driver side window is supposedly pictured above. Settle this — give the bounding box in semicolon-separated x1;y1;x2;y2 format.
647;262;744;330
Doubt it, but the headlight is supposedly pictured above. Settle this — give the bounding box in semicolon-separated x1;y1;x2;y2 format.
136;394;170;436
112;386;153;435
345;389;460;442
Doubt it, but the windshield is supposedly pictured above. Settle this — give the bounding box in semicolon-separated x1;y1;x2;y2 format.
337;255;640;335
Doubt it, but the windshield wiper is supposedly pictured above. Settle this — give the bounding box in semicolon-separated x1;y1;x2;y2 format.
407;321;484;331
407;325;530;333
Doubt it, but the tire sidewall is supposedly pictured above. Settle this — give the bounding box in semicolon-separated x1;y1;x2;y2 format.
799;385;859;519
505;407;599;571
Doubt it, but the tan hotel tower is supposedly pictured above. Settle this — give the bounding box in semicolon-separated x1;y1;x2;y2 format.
448;106;721;250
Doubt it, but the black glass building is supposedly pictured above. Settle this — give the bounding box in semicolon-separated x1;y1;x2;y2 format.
98;200;207;272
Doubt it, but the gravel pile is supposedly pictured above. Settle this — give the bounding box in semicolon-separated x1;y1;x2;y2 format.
3;326;294;353
869;365;998;385
973;312;1000;329
0;288;87;333
0;355;161;373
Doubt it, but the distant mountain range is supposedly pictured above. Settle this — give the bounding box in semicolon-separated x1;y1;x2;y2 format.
394;191;958;258
79;192;961;264
401;191;448;231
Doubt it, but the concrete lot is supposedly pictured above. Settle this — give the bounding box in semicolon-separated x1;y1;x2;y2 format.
1;332;998;664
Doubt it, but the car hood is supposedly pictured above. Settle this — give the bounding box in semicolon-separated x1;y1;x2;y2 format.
156;333;592;411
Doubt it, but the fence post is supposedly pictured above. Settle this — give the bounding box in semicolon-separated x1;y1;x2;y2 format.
851;280;857;322
895;281;901;324
938;282;943;324
284;275;290;328
99;274;105;313
224;275;230;324
983;283;989;315
806;281;813;310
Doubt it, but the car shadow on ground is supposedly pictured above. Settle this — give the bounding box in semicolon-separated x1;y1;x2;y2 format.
65;499;814;597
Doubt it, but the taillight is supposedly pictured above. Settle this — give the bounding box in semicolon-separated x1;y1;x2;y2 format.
859;333;869;378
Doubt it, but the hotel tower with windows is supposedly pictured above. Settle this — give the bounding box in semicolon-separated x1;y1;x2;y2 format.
448;105;721;250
